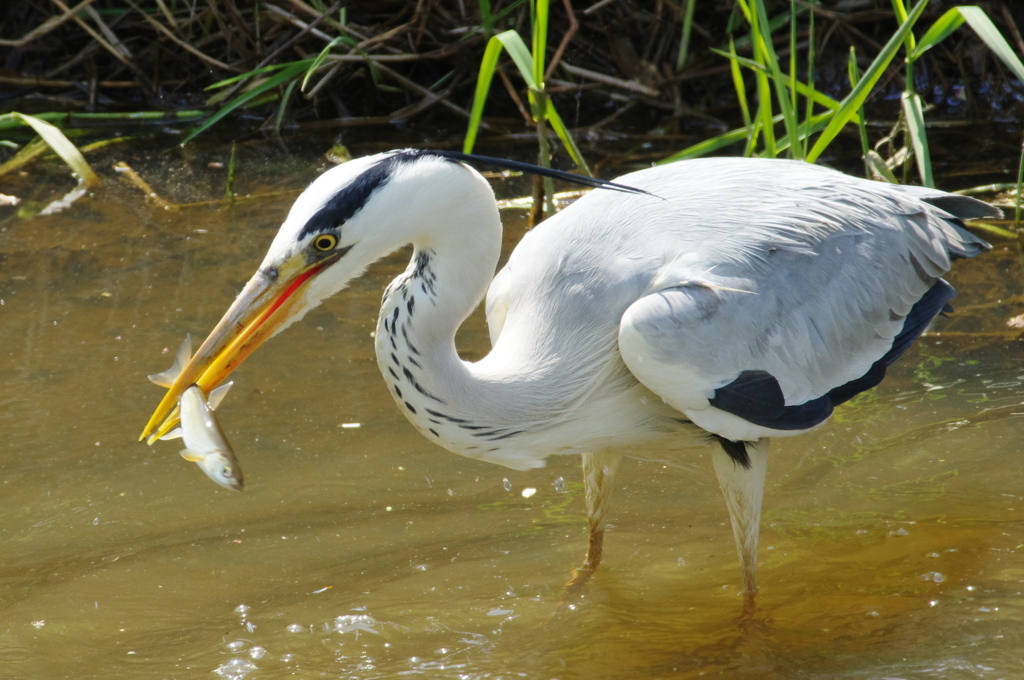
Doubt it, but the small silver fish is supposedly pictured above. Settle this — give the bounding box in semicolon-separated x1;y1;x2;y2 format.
149;337;244;491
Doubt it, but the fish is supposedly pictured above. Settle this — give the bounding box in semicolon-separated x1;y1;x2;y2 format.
149;336;244;491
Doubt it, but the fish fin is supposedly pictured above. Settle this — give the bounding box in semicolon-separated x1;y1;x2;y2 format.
180;448;203;462
147;370;175;388
159;427;183;441
207;381;234;411
148;335;193;387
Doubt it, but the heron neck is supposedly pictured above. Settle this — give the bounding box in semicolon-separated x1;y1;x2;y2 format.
373;199;506;430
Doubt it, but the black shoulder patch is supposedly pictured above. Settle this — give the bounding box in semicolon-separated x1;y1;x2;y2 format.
710;370;785;420
710;369;833;431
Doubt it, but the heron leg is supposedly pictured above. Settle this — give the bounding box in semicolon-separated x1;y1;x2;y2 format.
712;438;769;600
566;450;622;590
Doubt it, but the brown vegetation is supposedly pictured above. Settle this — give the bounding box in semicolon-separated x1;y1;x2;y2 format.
2;1;1023;143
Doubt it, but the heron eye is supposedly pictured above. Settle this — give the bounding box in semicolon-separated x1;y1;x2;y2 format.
313;233;338;251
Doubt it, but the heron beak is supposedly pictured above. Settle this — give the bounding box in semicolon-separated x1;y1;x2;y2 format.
140;252;342;443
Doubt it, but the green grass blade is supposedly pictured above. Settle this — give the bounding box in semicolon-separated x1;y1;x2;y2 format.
0;111;204;130
464;30;539;154
466;27;546;153
225;141;237;201
959;6;1024;82
789;0;797;115
727;37;752;129
865;149;900;183
663;128;753;161
791;81;859;120
182;60;312;145
0;137;49;179
911;8;965;59
891;0;917;91
464;34;512;153
662;113;786;162
710;46;766;74
1016;133;1023;228
533;0;549;86
206;62;299;90
677;0;697;70
889;0;917;52
733;0;752;24
478;0;494;36
807;0;928;163
302;36;357;91
275;78;299;132
755;69;776;157
730;0;801;52
543;98;590;176
768;112;834;156
7;112;99;185
743;116;763;157
495;30;538;88
717;48;854;125
901;91;933;187
802;0;815;157
848;47;870;158
752;0;801;159
745;0;775;158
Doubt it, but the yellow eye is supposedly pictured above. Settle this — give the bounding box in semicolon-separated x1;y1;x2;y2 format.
313;233;338;251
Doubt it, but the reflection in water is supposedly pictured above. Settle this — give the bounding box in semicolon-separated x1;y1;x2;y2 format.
0;143;1022;679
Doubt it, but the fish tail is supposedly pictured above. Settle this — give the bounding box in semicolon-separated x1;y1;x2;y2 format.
148;335;192;387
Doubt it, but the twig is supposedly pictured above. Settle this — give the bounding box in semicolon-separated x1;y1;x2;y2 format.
374;62;476;121
114;162;179;212
81;4;133;60
217;0;342;106
388;82;459;122
1001;6;1024;61
0;75;161;88
120;0;240;73
262;3;336;44
545;0;578;83
583;0;619;15
304;60;345;98
151;0;178;30
282;0;371;43
498;67;533;126
47;0;132;70
322;46;464;63
0;0;97;47
560;62;662;97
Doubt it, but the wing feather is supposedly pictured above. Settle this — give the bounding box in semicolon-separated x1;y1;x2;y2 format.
612;159;994;441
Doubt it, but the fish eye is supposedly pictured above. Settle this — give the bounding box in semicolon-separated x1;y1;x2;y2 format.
222;465;232;476
313;233;338;251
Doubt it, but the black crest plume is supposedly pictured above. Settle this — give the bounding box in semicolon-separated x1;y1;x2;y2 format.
407;149;650;196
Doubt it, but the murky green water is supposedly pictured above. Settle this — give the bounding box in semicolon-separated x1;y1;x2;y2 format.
1;142;1023;679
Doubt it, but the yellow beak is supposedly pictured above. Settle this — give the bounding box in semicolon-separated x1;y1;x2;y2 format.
140;252;341;443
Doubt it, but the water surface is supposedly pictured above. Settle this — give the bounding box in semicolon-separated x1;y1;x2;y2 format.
1;142;1023;679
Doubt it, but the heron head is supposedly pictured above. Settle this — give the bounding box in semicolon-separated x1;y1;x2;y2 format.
140;149;493;442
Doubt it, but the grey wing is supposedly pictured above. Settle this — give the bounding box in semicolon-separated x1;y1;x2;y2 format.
618;188;995;442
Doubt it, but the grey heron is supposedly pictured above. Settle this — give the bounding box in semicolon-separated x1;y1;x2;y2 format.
141;150;998;597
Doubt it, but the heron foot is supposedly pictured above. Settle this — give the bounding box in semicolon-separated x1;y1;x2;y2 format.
741;588;758;617
564;528;604;590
